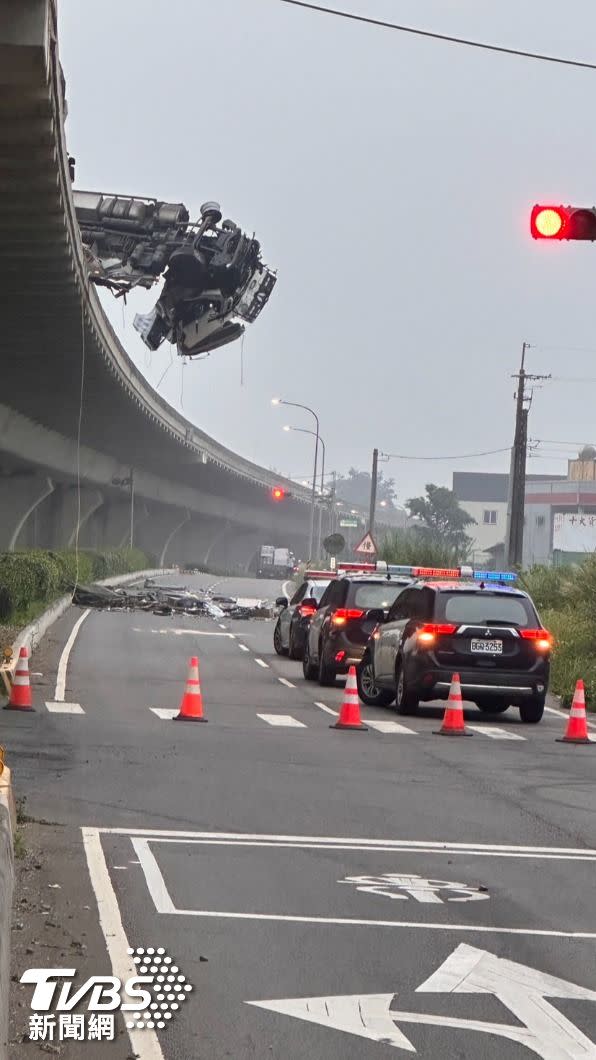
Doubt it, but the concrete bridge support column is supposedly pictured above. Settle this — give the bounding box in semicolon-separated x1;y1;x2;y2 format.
0;473;55;551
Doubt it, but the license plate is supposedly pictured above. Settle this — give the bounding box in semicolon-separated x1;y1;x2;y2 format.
471;639;503;655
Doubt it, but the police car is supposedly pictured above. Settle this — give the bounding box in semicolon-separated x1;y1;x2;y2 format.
357;565;551;724
302;562;414;686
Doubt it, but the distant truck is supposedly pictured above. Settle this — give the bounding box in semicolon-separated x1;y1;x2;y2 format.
257;545;295;579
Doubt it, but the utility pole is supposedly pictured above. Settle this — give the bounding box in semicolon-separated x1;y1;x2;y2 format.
129;467;135;549
506;345;550;567
368;447;379;538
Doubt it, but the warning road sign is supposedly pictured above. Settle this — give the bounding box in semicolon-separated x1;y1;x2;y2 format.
354;531;378;556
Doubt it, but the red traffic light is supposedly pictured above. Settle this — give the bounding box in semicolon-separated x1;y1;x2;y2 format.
531;204;596;240
271;486;286;501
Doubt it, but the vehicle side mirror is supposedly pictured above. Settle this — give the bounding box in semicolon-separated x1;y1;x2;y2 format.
366;608;385;623
276;596;289;609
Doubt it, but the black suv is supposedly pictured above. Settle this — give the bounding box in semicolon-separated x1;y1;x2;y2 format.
303;574;412;686
357;579;551;723
273;576;332;660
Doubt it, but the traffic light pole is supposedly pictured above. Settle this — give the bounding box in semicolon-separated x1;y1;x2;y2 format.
505;345;549;568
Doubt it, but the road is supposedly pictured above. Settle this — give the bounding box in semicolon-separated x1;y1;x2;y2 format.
6;571;596;1059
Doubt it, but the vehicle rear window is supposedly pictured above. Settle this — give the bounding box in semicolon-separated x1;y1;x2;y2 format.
306;582;330;602
438;592;536;627
349;583;403;610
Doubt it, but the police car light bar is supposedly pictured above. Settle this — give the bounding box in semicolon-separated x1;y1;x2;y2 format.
473;570;517;583
337;562;518;582
304;570;337;579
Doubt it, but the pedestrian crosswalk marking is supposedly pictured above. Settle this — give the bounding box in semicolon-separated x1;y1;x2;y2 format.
45;702;85;714
367;720;417;735
467;725;525;741
257;714;306;728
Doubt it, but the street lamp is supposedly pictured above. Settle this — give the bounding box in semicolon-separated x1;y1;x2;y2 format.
272;397;320;560
283;425;327;556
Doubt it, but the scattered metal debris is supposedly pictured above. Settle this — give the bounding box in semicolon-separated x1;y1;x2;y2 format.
71;582;273;620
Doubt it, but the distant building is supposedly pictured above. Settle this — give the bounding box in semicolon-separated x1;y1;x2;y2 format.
452;470;566;566
524;447;596;567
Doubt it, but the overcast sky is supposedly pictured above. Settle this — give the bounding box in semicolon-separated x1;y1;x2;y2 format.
58;0;596;504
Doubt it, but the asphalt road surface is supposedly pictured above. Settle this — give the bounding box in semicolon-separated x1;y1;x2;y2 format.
6;571;596;1059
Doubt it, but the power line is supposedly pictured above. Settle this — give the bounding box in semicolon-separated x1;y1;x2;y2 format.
381;447;510;461
278;0;596;71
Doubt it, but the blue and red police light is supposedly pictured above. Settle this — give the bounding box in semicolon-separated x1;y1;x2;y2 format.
531;204;596;241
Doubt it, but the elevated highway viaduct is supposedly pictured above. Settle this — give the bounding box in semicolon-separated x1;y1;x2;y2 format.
0;0;311;570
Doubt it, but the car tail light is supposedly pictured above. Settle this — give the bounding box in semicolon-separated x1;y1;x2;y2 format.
298;600;318;617
417;623;457;645
331;608;365;626
335;650;346;663
520;628;552;651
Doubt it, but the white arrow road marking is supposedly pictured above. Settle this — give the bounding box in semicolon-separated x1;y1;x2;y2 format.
249;945;596;1057
248;993;416;1050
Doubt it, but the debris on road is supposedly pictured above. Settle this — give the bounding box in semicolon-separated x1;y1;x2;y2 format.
71;582;273;621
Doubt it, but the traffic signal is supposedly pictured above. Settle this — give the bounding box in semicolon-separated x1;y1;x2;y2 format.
531;204;596;240
271;486;286;501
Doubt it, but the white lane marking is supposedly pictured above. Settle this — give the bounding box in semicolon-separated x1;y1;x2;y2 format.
278;677;296;689
45;702;85;714
238;644;250;652
367;720;417;735
150;708;178;720
257;714;306;728
144;905;596;939
314;701;338;717
248;944;596;1057
81;829;165;1060
545;703;596;730
467;725;525;741
133;628;233;637
255;658;269;668
218;623;227;629
130;838;176;914
95;828;596;859
53;608;90;702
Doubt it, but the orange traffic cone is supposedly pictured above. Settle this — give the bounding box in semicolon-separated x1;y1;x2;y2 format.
4;646;34;712
331;666;368;731
434;673;471;736
174;657;208;723
557;679;591;745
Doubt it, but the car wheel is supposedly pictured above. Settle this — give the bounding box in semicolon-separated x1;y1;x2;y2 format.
318;644;337;687
395;661;419;715
476;698;509;715
288;627;302;661
302;640;317;681
519;697;545;724
273;620;287;656
357;658;395;707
